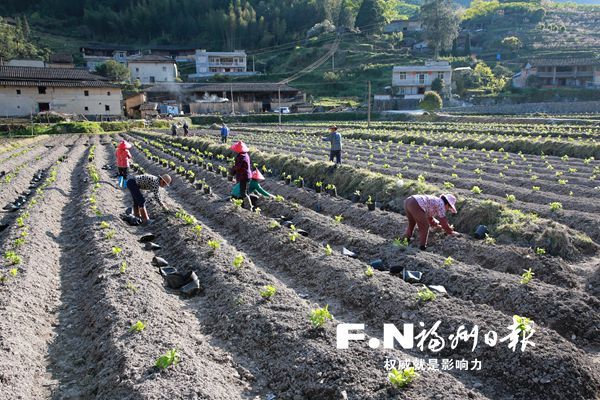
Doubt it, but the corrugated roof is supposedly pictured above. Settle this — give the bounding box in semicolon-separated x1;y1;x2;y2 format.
145;82;299;93
128;54;176;63
0;80;119;88
0;66;108;81
529;58;600;67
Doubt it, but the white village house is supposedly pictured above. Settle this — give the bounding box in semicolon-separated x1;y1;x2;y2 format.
0;66;122;117
190;50;256;78
392;61;452;99
128;54;178;84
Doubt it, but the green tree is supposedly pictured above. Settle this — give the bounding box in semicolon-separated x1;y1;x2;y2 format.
338;0;355;29
355;0;386;33
473;62;494;87
421;0;461;59
420;91;443;111
95;60;130;82
501;36;522;53
431;77;445;95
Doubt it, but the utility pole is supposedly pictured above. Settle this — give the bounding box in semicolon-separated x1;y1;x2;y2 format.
332;52;335;71
230;84;235;115
252;56;255;72
278;85;282;125
367;81;372;128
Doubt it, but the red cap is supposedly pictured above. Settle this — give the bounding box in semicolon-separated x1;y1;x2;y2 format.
230;141;249;153
118;140;132;149
251;169;265;181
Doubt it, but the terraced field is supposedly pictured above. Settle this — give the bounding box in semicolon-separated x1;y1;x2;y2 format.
0;125;599;399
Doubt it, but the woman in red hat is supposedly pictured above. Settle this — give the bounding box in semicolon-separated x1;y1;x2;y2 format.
229;141;253;209
403;193;460;251
115;140;133;186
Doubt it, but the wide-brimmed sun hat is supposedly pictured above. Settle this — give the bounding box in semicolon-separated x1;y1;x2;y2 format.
118;140;132;149
230;141;249;153
442;194;457;214
160;174;172;186
251;169;265;181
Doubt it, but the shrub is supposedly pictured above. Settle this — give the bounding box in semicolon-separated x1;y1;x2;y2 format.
419;91;443;111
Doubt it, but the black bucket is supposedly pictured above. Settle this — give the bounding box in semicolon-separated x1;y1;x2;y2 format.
474;225;489;239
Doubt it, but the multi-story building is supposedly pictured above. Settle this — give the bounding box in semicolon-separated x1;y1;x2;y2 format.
384;17;423;34
190;50;256;78
0;66;122;117
128;54;178;84
392;61;452;99
512;58;600;89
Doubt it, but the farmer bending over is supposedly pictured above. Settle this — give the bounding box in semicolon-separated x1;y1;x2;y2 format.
127;173;172;224
403;194;460;251
230;141;253;209
322;125;342;165
232;169;274;207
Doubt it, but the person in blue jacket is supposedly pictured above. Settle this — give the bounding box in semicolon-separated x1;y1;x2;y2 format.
220;123;230;143
322;125;342;165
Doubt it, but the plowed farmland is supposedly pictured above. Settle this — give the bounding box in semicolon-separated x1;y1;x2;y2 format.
0;122;599;400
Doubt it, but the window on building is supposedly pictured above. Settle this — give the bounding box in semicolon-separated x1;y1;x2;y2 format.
162;66;167;71
84;106;89;111
399;72;406;80
38;86;46;94
107;91;111;96
84;90;89;96
16;89;21;95
438;72;444;80
105;105;110;111
149;76;155;83
135;67;139;72
38;102;50;112
400;87;405;94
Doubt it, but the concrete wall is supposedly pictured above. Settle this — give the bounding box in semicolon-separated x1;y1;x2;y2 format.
0;86;123;117
443;101;600;115
129;62;178;84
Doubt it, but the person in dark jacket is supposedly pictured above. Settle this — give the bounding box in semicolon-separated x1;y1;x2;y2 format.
183;122;189;136
220;123;230;143
171;123;177;136
322;125;342;165
229;141;253;209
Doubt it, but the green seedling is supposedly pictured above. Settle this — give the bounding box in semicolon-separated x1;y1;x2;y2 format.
126;281;138;293
119;261;127;273
549;202;563;212
392;237;409;248
100;221;110;229
231;198;244;208
364;266;374;277
232;254;244;269
505;194;516;203
365;195;373;205
289;225;299;242
471;186;482;195
324;244;333;256
269;220;281;229
254;207;261;215
514;315;534;338
9;268;18;277
535;247;546;256
4;251;21;265
111;246;123;256
15;216;25;228
520;268;535;285
274;195;284;202
155;349;180;370
388;367;418;389
443;181;455;189
483;234;496;245
105;230;116;240
192;224;203;238
130;320;146;332
208;240;220;251
309;305;333;328
13;238;25;247
333;215;343;224
444;256;454;266
532;186;540;191
416;287;436;302
260;285;277;300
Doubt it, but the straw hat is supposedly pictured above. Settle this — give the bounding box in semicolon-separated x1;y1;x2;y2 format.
160;174;172;186
251;169;265;181
230;141;249;153
442;194;457;214
118;140;132;149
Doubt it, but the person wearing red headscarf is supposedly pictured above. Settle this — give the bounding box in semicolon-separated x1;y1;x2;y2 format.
115;140;133;185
